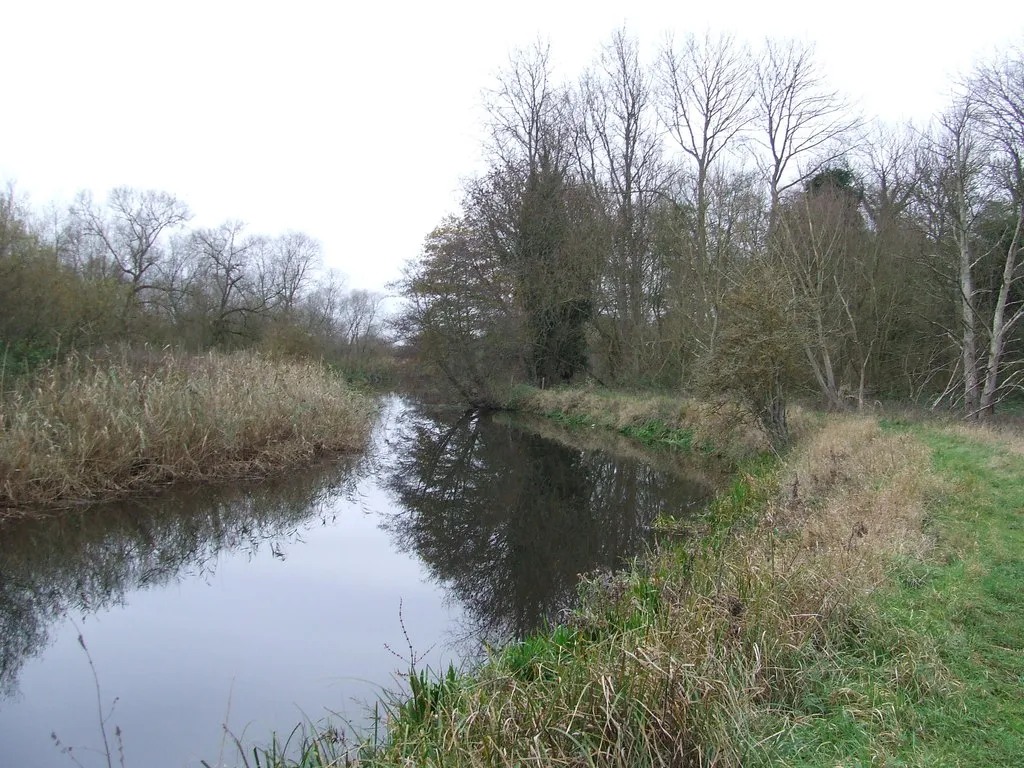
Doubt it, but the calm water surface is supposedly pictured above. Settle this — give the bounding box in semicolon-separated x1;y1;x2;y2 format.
0;396;715;768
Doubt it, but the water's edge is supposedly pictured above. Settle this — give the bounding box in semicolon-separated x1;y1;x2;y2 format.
0;395;716;768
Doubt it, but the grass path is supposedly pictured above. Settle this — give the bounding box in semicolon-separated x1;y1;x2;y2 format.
883;427;1024;766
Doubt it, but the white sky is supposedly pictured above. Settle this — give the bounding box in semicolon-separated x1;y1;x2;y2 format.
2;1;1021;292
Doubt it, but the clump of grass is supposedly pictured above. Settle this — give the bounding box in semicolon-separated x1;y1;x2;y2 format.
773;416;934;562
0;347;374;514
936;417;1024;456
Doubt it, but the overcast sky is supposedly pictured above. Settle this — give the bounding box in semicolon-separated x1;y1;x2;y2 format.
2;1;1020;292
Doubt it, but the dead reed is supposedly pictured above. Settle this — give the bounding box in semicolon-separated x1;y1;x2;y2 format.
0;348;374;514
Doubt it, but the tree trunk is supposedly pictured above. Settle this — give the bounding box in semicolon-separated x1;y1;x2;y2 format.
804;343;844;410
979;205;1023;416
959;229;981;417
757;372;790;452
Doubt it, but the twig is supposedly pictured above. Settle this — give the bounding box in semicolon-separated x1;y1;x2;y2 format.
382;598;436;675
71;621;117;768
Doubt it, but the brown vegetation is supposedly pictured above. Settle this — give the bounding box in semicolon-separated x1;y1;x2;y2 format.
0;349;374;515
771;416;934;562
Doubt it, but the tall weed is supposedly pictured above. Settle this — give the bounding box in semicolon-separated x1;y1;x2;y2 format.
0;347;373;513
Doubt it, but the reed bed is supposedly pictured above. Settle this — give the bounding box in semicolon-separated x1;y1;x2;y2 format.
0;348;374;514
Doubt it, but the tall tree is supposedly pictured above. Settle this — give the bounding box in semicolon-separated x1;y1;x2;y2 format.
659;32;753;260
577;28;664;381
477;41;596;385
73;187;191;327
918;100;994;416
657;32;756;358
774;165;875;409
971;45;1024;414
754;39;860;216
267;231;320;315
191;221;257;346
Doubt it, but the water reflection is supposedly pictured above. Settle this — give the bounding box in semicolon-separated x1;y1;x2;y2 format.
383;405;713;646
0;396;717;768
0;459;360;699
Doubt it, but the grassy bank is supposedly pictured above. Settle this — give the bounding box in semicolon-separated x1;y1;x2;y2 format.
252;393;1023;767
0;348;374;516
507;386;784;463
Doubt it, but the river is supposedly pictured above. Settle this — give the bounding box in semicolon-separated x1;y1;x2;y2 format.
0;395;716;768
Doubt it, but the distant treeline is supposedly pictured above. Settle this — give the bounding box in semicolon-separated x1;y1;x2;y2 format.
0;185;388;371
393;31;1024;443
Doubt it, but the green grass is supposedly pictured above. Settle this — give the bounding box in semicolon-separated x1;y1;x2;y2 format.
871;428;1024;766
620;418;702;452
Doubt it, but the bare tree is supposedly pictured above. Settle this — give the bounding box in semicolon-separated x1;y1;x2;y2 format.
338;289;386;354
485;39;571;177
859;122;920;229
301;269;347;337
577;28;665;381
853;123;933;400
754;39;860;215
657;32;756;358
267;230;321;314
918;101;991;415
774;166;884;409
73;187;191;324
659;32;753;257
971;45;1024;414
191;221;258;345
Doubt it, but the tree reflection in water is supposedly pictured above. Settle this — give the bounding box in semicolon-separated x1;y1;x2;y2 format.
381;404;714;649
0;396;716;706
0;458;362;699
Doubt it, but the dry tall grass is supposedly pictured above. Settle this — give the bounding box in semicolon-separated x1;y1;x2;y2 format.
343;413;948;767
0;349;374;514
938;418;1024;456
771;416;934;563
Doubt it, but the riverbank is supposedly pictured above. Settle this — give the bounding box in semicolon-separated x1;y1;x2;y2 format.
0;349;375;517
256;390;1023;767
506;386;785;463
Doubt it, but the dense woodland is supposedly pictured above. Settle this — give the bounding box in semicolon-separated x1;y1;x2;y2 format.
0;185;387;371
394;31;1024;445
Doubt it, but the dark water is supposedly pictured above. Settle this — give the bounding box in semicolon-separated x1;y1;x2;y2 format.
0;396;715;768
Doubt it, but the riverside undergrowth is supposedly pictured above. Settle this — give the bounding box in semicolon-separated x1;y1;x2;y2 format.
507;386;782;464
248;396;1023;767
0;347;374;516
